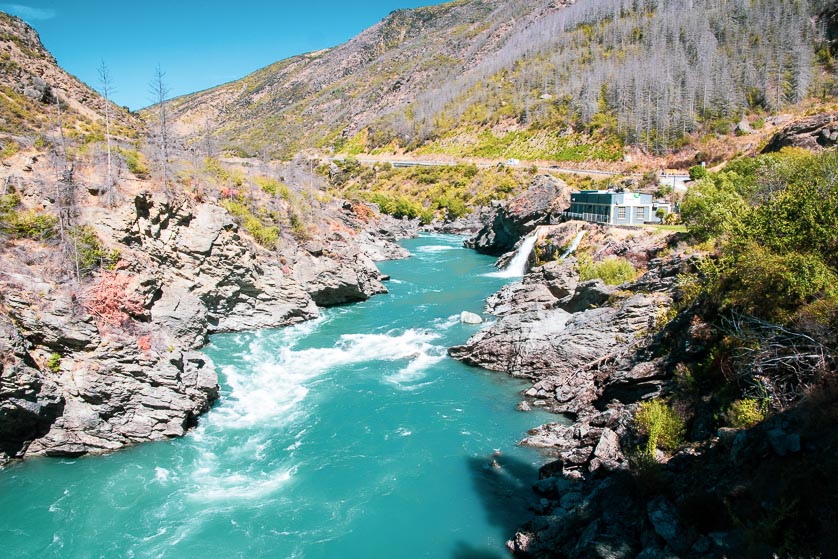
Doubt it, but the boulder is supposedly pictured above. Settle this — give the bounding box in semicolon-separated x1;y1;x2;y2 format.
734;118;753;135
460;311;484;324
646;496;690;554
485;282;559;316
560;279;617;313
525;258;579;300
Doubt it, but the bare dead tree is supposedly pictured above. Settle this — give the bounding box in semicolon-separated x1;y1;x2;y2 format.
54;95;69;176
149;65;172;196
203;115;215;159
98;60;121;207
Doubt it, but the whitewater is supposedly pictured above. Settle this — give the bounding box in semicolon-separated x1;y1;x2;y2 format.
0;235;552;558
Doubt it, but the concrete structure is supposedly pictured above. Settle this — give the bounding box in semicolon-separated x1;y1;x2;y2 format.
563;190;654;226
659;171;690;194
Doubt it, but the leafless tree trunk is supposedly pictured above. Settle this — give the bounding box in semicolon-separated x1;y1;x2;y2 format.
150;66;172;196
98;60;120;207
55;96;69;175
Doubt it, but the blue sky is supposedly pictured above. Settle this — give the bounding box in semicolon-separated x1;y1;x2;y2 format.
1;1;446;110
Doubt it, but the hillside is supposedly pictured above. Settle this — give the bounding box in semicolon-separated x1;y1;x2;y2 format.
168;0;837;163
0;12;140;145
167;0;545;158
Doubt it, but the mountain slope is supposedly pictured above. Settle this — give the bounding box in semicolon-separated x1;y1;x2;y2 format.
167;0;549;158
0;12;141;143
170;0;834;161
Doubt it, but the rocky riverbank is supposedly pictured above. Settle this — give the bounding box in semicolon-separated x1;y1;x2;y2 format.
452;211;832;557
0;179;417;465
450;220;731;556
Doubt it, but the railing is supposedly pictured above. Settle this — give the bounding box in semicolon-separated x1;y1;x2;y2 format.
562;211;609;224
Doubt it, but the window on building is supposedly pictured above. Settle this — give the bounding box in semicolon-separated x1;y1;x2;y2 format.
636;207;646;220
617;207;626;220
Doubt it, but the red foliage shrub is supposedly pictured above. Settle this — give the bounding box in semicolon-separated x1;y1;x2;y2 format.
83;271;146;329
137;334;152;352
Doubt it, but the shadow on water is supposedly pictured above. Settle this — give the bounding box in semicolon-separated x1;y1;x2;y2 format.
450;541;506;559
452;453;540;559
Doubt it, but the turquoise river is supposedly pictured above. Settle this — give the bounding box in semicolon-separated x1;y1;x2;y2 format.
0;234;556;558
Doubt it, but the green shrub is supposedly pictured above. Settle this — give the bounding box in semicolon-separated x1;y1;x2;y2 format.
68;225;120;275
0;139;20;159
254;176;290;199
116;147;150;179
0;193;20;213
289;212;309;241
635;399;685;455
725;398;768;429
0;195;57;240
578;256;637;285
47;352;61;373
203;157;245;187
688;165;708;181
221;200;279;247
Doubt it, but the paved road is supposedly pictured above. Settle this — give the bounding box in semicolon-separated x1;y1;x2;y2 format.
329;156;691;183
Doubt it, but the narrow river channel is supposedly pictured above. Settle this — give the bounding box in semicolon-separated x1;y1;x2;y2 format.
0;234;553;558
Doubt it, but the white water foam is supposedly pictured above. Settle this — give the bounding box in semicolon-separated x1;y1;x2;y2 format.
213;328;447;428
188;469;294;502
154;467;171;484
485;234;539;278
430;314;460;332
416;245;457;254
560;231;586;260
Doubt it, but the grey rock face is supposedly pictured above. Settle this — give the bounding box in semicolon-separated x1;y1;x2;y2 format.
485;282;559;316
24;347;219;458
763;111;838;153
451;294;657;382
4;289;100;351
647;496;690;554
2;190;407;462
0;317;64;464
293;249;387;307
465;175;569;255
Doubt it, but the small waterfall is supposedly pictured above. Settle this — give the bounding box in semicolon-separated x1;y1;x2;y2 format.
560;231;586;260
487;234;539;278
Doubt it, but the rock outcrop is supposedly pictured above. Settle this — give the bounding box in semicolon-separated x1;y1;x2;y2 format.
465;175;569;255
455;220;830;558
0;189;414;465
762;111;838;153
95;193;320;340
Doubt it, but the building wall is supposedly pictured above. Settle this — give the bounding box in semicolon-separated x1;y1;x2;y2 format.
567;191;653;225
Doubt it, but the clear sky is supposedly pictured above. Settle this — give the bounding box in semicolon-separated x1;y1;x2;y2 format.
1;1;446;111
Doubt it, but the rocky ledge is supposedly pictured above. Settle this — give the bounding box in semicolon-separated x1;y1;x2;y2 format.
453;220;833;557
0;189;416;465
762;111;838;153
464;174;570;256
450;236;687;418
451;222;737;556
